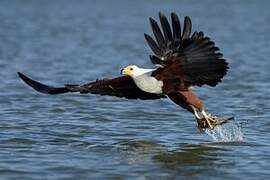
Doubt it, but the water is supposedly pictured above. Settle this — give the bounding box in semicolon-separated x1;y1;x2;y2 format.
0;0;270;179
205;118;244;142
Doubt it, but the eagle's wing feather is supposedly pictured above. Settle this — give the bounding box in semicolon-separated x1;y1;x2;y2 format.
179;32;228;86
18;72;165;100
171;12;181;42
18;72;69;94
145;12;228;88
182;16;192;40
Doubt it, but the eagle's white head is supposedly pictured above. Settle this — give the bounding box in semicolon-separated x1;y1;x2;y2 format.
121;65;154;78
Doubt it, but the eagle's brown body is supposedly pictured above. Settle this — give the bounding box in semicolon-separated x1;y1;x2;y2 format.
18;12;229;130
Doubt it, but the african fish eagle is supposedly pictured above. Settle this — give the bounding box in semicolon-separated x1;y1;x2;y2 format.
18;12;229;130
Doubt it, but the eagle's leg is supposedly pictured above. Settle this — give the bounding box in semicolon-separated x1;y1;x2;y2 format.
168;91;226;130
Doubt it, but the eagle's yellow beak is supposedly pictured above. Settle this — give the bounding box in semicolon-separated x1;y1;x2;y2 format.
121;66;134;76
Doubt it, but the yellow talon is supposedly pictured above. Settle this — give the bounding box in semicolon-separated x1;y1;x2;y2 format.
205;117;214;129
192;107;228;130
195;111;228;130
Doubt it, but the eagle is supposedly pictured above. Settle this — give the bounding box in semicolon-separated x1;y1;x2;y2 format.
18;12;229;130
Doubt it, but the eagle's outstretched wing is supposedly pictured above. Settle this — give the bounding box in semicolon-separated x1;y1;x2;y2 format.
145;12;228;88
18;72;165;100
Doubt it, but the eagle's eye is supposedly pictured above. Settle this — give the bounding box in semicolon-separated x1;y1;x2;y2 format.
130;68;133;71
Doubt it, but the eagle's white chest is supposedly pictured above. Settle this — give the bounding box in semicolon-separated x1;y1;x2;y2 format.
133;75;163;94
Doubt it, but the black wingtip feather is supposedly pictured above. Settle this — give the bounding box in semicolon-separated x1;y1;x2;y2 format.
144;33;163;56
149;17;166;49
18;72;69;94
182;16;192;40
159;12;173;43
146;12;193;60
171;12;181;41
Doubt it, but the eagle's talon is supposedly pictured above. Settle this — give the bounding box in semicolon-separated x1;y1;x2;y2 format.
195;111;227;130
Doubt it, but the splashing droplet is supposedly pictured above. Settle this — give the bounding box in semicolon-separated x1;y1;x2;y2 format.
205;117;244;142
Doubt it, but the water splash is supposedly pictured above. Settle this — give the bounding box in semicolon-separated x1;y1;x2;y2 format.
205;117;244;142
